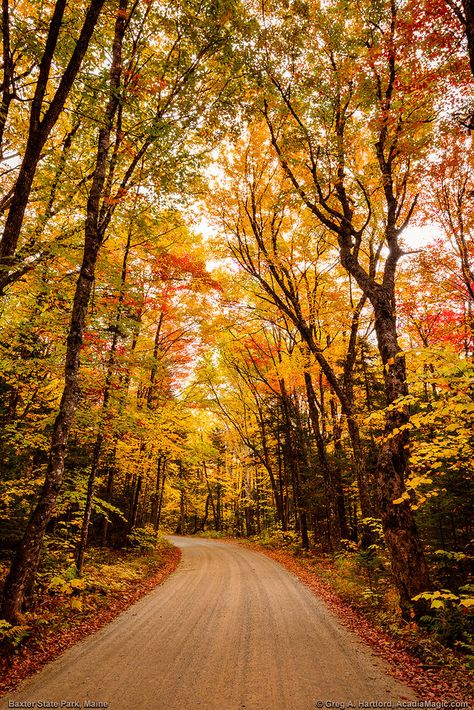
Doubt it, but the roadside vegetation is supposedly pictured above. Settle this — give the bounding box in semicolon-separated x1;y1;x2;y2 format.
0;533;180;694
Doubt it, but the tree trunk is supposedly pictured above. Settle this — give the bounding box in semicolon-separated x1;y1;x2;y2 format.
77;199;134;570
203;461;219;530
372;302;431;615
147;312;164;409
1;224;104;621
461;0;474;79
304;372;343;547
129;475;142;533
76;431;103;574
178;490;186;534
257;410;286;529
0;0;127;622
101;461;115;547
151;456;163;526
201;494;210;531
279;380;309;548
154;460;167;532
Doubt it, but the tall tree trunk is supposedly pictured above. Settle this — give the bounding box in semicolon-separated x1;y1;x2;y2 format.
0;0;14;157
342;297;375;522
216;483;222;532
77;196;135;571
101;460;115;547
256;409;286;529
460;0;474;79
203;461;219;530
151;455;163;527
1;221;105;621
202;494;210;532
176;463;186;534
154;461;167;532
1;0;127;622
76;432;103;574
372;300;431;615
147;312;164;408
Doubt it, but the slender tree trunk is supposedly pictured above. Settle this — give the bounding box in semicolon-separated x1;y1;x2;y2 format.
140;477;149;527
360;342;374;412
203;461;219;530
201;494;210;531
101;460;115;547
129;475;142;533
255;463;261;535
461;0;474;79
305;375;339;548
279;381;309;548
216;484;222;531
147;312;164;409
176;463;186;534
257;410;286;529
151;455;163;526
155;462;167;532
76;428;109;573
0;0;14;158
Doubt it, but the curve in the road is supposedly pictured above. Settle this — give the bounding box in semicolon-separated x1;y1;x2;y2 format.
2;537;417;710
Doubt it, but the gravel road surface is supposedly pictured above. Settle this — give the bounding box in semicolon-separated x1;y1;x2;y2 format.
2;537;417;710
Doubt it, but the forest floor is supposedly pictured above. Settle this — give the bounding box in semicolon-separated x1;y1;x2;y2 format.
0;540;181;696
228;537;473;706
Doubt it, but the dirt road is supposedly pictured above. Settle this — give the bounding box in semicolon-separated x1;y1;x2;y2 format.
2;537;417;710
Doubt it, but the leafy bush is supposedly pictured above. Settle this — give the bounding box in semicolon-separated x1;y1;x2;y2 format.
258;527;299;549
413;588;474;648
429;549;471;590
359;517;384;544
45;565;88;612
0;618;30;648
126;525;160;551
47;575;87;596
